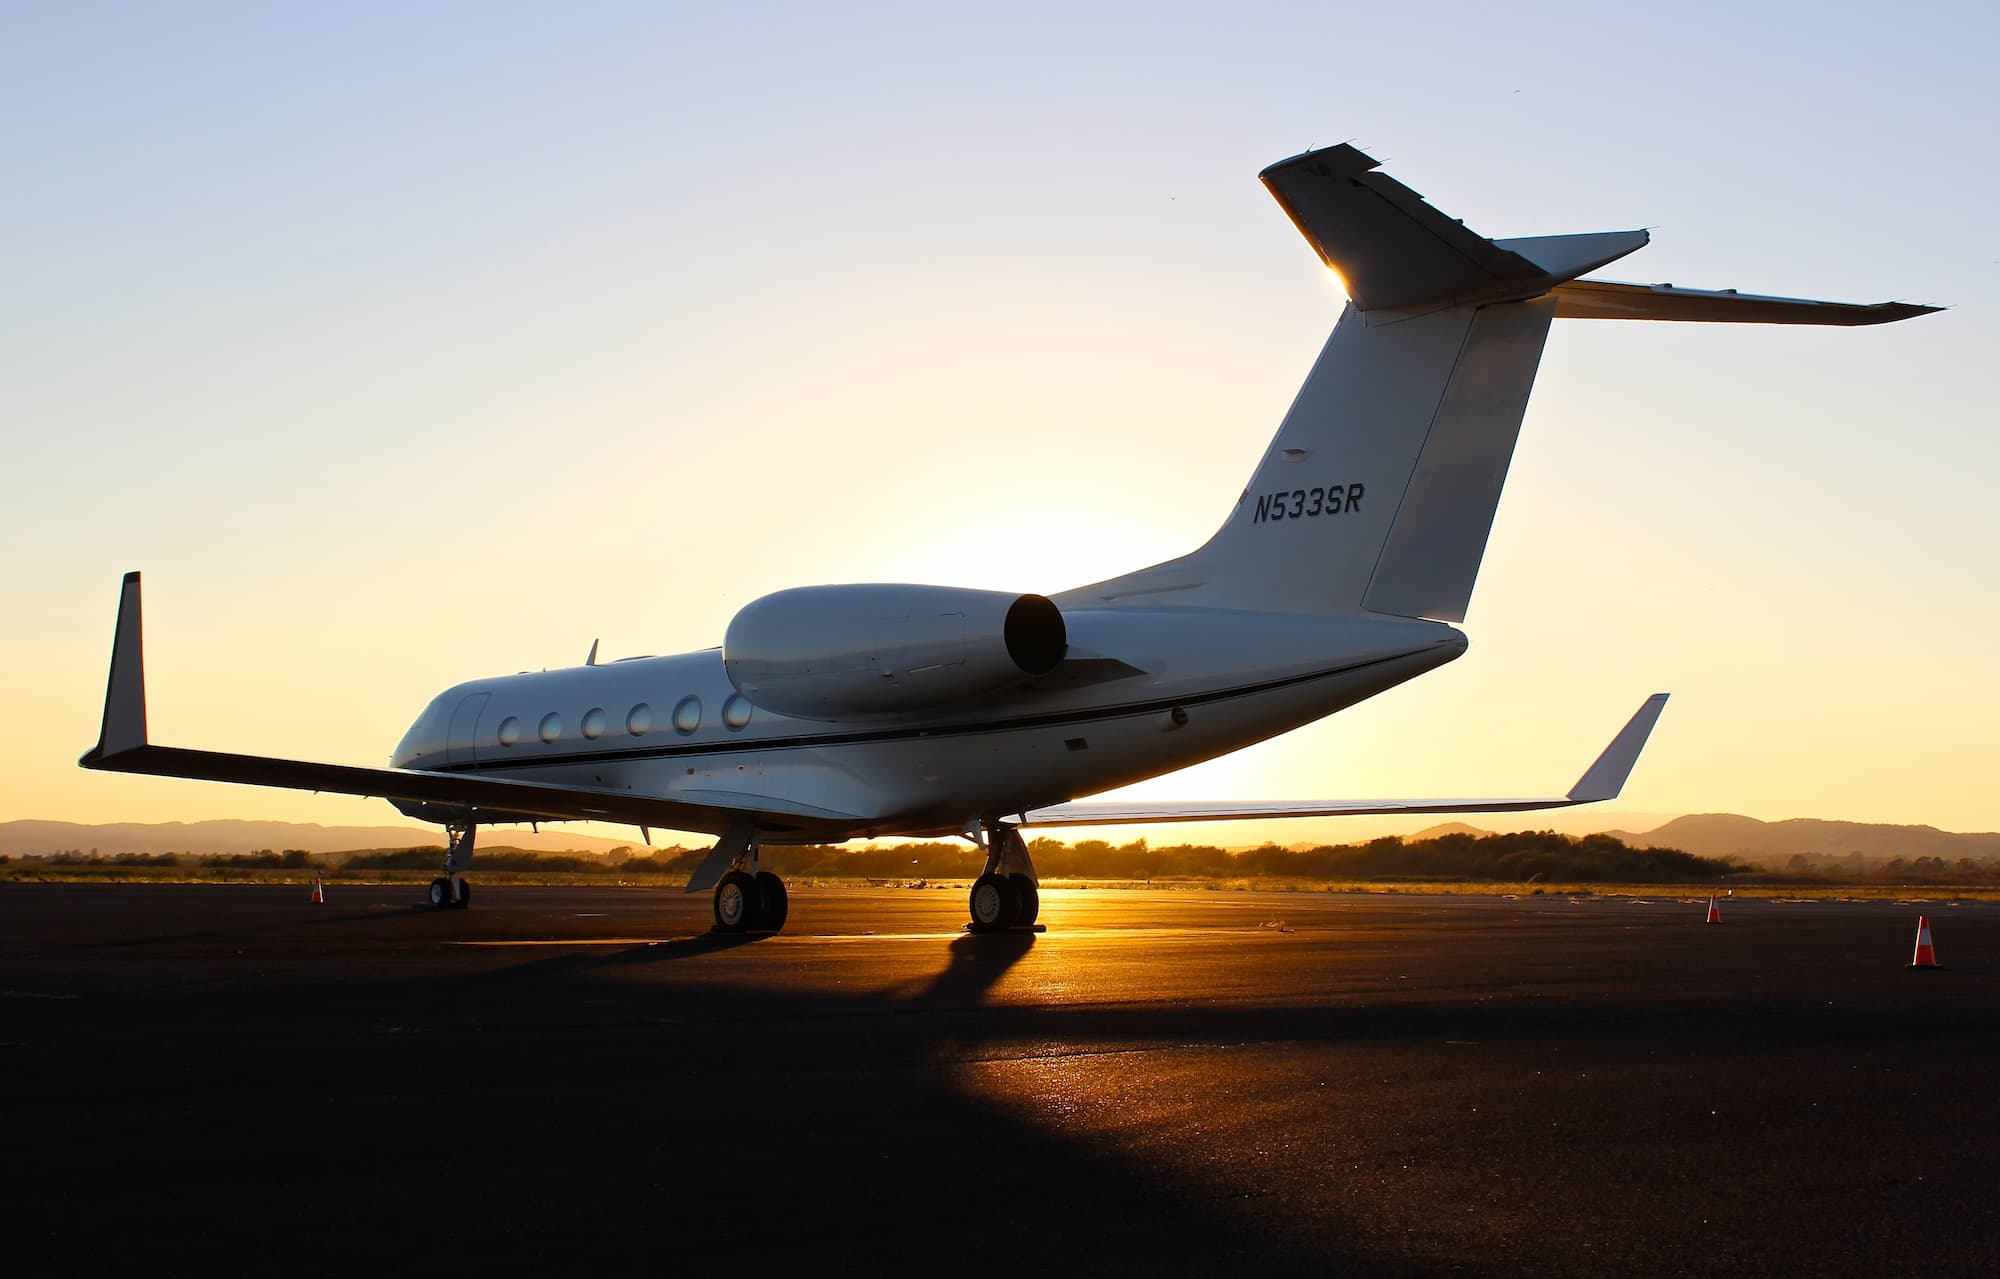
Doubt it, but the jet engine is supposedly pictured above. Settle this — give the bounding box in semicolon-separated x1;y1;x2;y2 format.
723;584;1067;720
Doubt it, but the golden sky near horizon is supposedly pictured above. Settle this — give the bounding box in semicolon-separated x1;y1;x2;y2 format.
5;4;1997;846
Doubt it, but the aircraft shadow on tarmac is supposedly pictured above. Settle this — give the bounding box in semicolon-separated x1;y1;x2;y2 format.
266;921;1418;1271
356;928;1395;1273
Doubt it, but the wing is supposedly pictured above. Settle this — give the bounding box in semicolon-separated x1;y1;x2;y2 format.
77;574;863;838
1019;694;1668;828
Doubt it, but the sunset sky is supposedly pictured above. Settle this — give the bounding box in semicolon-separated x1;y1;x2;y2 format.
5;2;1995;846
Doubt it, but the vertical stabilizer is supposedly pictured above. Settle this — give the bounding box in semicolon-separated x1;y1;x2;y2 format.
1058;294;1555;621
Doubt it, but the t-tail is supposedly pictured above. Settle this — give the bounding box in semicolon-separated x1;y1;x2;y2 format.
1056;143;1936;622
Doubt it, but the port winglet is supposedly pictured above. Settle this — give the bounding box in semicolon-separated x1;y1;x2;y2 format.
83;572;149;764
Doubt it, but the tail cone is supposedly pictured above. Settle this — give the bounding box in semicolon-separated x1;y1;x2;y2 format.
1910;916;1939;968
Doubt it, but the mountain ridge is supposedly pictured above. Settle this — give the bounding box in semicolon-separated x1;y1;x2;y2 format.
1602;814;2000;866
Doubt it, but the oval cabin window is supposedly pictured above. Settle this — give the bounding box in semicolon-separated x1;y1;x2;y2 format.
497;716;520;747
627;703;652;736
673;696;701;734
581;707;606;740
538;712;562;744
722;694;752;730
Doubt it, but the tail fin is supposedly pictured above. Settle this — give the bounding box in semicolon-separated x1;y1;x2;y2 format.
1057;143;1935;621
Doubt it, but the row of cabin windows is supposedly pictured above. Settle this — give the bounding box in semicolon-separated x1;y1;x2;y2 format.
495;694;753;748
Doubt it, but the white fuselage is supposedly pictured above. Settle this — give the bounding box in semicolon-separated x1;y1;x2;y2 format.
391;609;1466;841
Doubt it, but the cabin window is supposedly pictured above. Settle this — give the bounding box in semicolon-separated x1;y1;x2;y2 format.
497;716;520;747
627;703;652;736
722;694;752;730
673;696;702;733
538;712;562;744
581;707;606;740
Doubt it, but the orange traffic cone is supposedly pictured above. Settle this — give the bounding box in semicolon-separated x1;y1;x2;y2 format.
1909;916;1939;968
1704;895;1722;924
309;878;324;904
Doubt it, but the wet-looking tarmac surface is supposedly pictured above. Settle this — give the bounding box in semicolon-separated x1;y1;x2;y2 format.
4;884;1996;1276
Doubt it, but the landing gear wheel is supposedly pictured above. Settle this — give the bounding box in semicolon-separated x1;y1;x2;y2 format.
453;880;472;910
428;877;450;909
714;870;761;933
1008;874;1039;927
968;873;1019;933
755;871;789;932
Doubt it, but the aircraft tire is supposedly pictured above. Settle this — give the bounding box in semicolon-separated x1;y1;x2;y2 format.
968;873;1018;933
428;877;450;909
453;880;472;910
755;871;789;932
714;870;760;933
1008;874;1039;927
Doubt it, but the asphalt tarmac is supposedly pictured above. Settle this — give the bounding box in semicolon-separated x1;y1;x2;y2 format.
4;883;1996;1277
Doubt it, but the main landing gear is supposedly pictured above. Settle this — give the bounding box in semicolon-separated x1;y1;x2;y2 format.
713;868;788;934
704;826;789;935
427;823;475;910
968;824;1040;933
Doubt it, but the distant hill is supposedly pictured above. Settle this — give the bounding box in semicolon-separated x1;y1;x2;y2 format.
1408;822;1491;840
1605;814;2000;868
0;819;640;859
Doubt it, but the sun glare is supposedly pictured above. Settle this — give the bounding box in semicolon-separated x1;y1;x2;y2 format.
889;514;1174;595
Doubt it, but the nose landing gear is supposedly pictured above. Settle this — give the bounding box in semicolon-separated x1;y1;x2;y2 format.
426;824;475;910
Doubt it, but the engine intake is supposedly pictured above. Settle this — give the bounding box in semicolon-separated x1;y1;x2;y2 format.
723;584;1067;720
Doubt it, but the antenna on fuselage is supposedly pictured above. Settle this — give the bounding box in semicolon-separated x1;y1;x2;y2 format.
586;638;599;666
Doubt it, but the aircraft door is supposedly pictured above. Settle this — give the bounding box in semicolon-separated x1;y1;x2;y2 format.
445;693;489;767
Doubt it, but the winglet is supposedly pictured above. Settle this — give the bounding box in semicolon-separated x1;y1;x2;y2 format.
1566;693;1669;803
82;572;149;764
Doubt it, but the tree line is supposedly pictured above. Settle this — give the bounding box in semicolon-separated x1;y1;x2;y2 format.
608;830;1745;884
23;830;2000;884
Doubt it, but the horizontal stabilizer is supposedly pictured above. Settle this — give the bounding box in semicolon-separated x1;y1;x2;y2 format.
1019;694;1668;828
1553;279;1939;325
1259;144;1648;312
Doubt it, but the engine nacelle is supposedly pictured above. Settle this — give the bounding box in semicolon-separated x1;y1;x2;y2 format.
723;584;1067;720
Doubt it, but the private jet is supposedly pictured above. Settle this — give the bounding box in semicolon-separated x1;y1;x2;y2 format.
81;142;1934;933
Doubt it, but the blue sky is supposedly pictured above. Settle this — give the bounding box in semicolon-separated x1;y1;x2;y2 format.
5;2;1995;839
